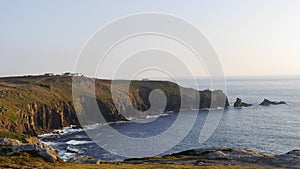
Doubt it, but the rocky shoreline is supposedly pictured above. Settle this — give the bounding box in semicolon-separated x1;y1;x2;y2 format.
123;147;300;169
1;137;300;168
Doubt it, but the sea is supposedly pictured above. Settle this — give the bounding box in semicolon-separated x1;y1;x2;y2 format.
40;76;300;161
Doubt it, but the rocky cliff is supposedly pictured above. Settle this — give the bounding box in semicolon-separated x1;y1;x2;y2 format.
0;75;229;136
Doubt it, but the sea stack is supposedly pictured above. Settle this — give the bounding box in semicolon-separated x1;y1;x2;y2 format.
234;98;252;107
259;99;286;106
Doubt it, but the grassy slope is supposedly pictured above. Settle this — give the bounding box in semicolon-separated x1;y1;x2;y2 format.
0;152;270;169
0;76;73;122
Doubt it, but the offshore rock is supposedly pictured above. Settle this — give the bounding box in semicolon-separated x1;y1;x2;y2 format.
259;99;286;106
234;98;252;107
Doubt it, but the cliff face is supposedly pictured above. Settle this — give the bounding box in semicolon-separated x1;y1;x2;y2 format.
0;75;229;136
0;102;79;136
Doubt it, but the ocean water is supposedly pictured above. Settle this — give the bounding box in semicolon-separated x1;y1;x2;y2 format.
40;77;300;161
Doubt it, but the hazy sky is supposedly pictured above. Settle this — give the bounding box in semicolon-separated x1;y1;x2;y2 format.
0;0;300;77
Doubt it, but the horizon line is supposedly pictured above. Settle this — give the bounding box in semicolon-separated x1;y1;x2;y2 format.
0;72;300;79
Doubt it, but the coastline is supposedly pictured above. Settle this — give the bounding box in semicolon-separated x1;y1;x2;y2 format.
1;137;299;169
0;75;299;168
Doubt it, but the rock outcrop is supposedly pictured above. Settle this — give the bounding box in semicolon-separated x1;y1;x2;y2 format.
259;99;286;106
260;150;300;169
234;98;252;107
124;147;300;169
0;138;58;162
0;138;22;147
199;90;230;109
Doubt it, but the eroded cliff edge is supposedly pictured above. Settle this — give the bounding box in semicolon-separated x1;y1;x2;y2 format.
0;75;229;136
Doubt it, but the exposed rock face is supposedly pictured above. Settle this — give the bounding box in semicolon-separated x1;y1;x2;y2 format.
19;102;80;136
234;98;252;107
199;90;230;109
0;138;58;162
133;88;229;113
259;99;286;106
0;102;88;136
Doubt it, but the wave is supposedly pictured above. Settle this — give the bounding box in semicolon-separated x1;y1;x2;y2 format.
66;146;80;154
58;150;76;161
84;123;101;130
39;133;57;138
38;125;84;138
66;140;93;145
40;141;65;146
59;126;84;134
127;112;174;121
145;113;171;119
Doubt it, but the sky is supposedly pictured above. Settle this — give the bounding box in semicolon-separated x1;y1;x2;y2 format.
0;0;300;78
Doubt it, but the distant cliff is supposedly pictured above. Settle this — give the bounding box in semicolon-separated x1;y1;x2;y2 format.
0;75;229;136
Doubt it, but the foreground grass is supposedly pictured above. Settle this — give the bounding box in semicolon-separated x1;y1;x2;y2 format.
0;131;28;143
0;152;273;169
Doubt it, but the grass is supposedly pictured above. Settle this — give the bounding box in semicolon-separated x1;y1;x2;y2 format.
0;131;28;143
0;152;270;169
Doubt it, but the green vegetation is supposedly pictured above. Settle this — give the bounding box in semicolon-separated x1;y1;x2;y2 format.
0;76;73;120
0;152;270;169
0;131;28;143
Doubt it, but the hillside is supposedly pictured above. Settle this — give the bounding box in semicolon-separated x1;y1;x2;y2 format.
0;151;265;169
0;75;229;136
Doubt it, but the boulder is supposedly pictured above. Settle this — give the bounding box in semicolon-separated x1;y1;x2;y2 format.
259;99;286;106
0;138;22;147
0;138;58;162
234;98;252;107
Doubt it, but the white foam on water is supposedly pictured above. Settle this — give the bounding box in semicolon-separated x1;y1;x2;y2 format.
66;140;93;145
66;146;80;154
58;150;76;161
145;115;160;119
41;141;65;146
61;127;83;135
38;133;58;138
